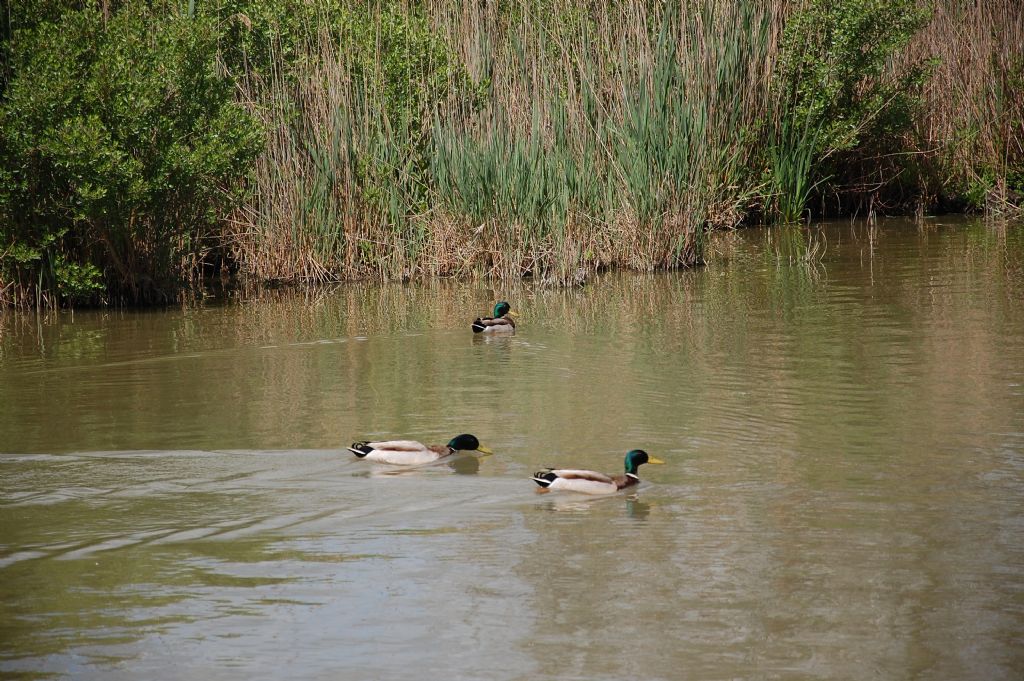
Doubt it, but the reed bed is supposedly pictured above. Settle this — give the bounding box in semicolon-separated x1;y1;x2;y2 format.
906;0;1024;214
230;0;779;285
229;0;1021;287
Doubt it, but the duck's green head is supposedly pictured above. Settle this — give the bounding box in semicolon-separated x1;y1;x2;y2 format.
493;301;512;317
624;449;665;474
448;433;494;455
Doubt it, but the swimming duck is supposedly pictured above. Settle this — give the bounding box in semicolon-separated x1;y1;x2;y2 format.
532;449;665;494
472;301;516;334
347;434;493;465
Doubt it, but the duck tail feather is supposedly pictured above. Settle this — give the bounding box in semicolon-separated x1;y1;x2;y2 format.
348;442;372;458
531;469;557;487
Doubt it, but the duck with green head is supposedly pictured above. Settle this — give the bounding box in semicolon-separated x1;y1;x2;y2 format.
532;449;665;494
472;301;516;334
348;434;493;465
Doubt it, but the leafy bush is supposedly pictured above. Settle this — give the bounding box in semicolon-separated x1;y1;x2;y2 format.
778;0;931;152
0;1;261;304
770;0;932;220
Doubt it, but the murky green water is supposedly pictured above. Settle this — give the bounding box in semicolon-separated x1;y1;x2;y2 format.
2;218;1023;680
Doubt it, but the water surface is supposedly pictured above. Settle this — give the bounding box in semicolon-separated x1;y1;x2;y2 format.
2;218;1023;679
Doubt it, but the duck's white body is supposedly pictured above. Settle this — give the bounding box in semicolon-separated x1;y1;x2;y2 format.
532;469;639;495
348;440;451;465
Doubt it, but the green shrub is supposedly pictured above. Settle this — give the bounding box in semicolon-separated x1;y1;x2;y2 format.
0;1;261;304
778;0;931;152
770;0;932;220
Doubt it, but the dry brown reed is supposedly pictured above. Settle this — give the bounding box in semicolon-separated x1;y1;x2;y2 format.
225;0;1023;290
905;0;1024;212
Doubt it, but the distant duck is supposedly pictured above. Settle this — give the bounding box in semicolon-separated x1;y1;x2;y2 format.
472;301;516;334
348;434;493;465
532;449;665;494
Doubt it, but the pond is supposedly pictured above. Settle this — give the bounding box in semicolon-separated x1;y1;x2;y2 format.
2;217;1023;680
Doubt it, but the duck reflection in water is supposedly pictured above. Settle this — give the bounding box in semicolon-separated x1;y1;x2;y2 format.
625;496;651;520
449;454;481;475
539;493;652;519
358;451;485;477
471;332;514;349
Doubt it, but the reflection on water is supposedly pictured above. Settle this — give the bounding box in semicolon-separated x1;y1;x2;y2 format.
1;217;1023;679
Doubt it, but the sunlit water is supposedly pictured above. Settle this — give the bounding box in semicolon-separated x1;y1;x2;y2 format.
1;218;1023;680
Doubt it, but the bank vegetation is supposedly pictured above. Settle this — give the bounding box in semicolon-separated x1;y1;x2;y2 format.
1;0;1022;306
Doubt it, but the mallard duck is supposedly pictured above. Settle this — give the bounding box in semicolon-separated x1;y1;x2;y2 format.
347;433;493;465
531;449;665;494
472;301;516;334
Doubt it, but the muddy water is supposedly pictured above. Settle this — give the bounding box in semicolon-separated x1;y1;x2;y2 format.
1;218;1023;680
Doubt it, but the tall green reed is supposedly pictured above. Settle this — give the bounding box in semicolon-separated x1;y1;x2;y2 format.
231;0;1017;289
